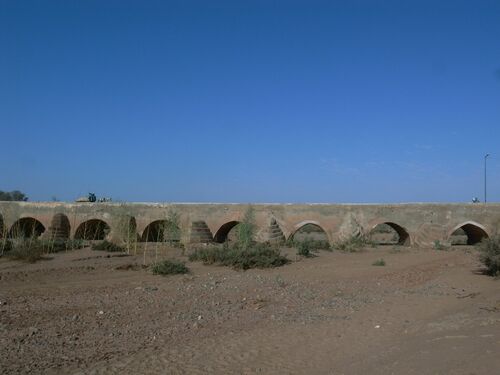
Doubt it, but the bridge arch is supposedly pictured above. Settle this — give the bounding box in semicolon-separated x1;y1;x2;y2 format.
369;222;410;246
141;220;180;242
449;221;489;245
74;219;110;241
0;213;4;238
289;221;329;242
214;221;240;243
8;217;46;239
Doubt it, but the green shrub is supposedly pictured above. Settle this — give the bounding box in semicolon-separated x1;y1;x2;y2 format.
3;238;85;262
91;240;125;252
231;245;289;270
152;260;189;275
372;258;386;266
433;240;447;251
189;243;289;270
41;239;85;253
188;245;228;264
294;238;331;256
297;242;312;257
238;206;256;250
333;234;373;252
6;239;46;263
0;239;13;254
477;236;500;276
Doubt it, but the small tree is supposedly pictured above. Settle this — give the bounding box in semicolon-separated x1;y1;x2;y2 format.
116;215;138;254
238;206;256;250
162;209;181;244
478;235;500;276
0;190;28;201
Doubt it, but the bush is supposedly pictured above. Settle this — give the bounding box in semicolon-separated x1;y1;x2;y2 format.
0;239;13;254
188;245;228;264
433;240;447;251
297;242;312;257
230;245;289;270
477;236;500;276
372;258;386;266
40;239;84;253
6;239;46;263
293;238;331;256
91;240;125;252
333;234;373;252
189;243;289;270
152;260;189;275
3;238;85;262
238;206;256;250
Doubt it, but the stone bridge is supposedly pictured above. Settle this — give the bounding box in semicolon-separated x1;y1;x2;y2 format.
1;202;499;247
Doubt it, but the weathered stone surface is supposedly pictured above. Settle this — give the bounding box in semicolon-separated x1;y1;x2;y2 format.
0;202;498;246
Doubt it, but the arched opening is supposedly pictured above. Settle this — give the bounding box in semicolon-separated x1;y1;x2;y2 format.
450;223;488;245
369;222;410;246
214;221;240;243
141;220;180;243
0;213;4;238
290;223;329;243
74;219;110;241
8;217;46;239
47;213;71;240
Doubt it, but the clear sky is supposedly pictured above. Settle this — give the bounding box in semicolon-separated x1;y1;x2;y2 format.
1;0;500;203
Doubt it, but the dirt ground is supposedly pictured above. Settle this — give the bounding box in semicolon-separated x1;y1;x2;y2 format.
1;245;499;375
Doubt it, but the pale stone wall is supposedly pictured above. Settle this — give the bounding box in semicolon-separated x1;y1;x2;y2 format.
1;202;499;246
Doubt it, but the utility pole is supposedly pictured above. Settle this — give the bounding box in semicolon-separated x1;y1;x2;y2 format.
484;153;490;203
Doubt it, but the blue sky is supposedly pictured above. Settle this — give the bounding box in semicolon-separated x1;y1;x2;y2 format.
1;0;500;203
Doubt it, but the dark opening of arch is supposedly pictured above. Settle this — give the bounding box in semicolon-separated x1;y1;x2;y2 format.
0;214;4;238
47;213;71;240
74;219;110;241
8;218;46;239
214;221;240;243
141;220;180;242
291;223;328;242
451;224;488;245
370;222;410;246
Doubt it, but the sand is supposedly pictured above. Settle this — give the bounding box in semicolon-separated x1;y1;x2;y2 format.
1;245;499;374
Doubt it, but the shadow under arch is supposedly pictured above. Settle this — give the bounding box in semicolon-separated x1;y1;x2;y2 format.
8;217;46;239
141;220;180;242
214;221;240;243
289;221;329;242
449;221;489;245
74;219;110;241
369;222;410;246
0;213;4;238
